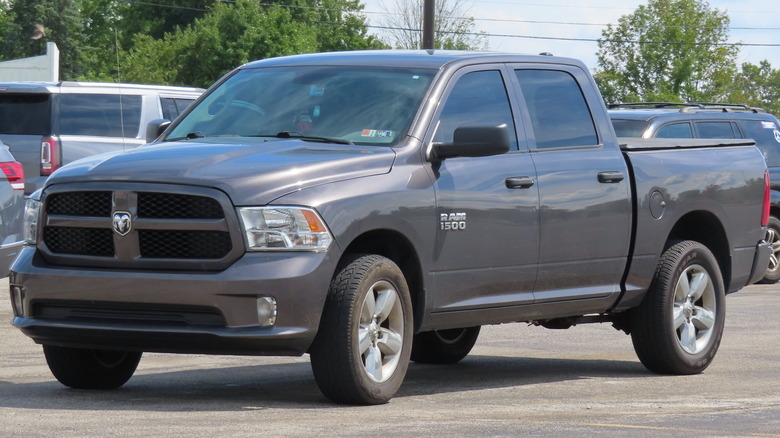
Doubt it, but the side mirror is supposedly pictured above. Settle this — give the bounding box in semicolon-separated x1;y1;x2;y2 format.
146;119;172;143
431;125;511;160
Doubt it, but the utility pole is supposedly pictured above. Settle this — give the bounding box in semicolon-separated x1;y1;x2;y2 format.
422;0;435;49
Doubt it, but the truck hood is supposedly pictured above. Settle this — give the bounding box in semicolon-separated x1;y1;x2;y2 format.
46;138;397;205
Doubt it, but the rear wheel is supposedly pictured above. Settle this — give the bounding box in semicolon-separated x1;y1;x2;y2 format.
411;327;480;364
43;345;142;389
310;254;413;405
759;216;780;284
630;241;725;375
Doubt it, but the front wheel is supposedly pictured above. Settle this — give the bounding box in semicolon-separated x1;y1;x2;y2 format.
630;241;725;375
310;255;413;405
758;216;780;284
411;327;481;364
43;345;142;389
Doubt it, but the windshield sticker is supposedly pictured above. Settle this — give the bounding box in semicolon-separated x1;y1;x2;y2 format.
761;121;777;129
309;85;325;96
361;129;394;138
774;129;780;143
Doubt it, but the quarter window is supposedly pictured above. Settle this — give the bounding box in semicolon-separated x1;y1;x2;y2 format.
515;69;598;149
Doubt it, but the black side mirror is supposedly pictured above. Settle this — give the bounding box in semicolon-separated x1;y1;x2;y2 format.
146;119;172;143
431;125;511;160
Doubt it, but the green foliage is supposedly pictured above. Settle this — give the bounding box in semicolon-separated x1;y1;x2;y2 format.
727;61;780;116
595;0;737;104
1;0;86;79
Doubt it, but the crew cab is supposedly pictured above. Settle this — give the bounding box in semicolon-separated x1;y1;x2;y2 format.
9;51;771;405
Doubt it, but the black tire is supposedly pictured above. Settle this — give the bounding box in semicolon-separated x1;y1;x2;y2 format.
411;326;481;364
43;345;142;389
758;216;780;284
310;254;413;405
630;241;725;375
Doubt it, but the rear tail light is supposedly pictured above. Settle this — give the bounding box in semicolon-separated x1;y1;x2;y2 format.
0;161;25;191
41;136;61;176
762;170;770;227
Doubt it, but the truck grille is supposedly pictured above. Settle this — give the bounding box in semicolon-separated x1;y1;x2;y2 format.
40;185;242;270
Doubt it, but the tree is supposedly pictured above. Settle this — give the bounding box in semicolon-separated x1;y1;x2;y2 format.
727;61;780;115
378;0;487;50
1;0;86;79
594;0;737;103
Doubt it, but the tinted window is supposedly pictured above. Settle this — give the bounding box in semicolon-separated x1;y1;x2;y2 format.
738;119;780;167
0;94;51;135
515;69;598;149
161;98;197;121
696;121;737;139
59;94;142;138
433;70;517;150
611;118;648;137
656;122;693;138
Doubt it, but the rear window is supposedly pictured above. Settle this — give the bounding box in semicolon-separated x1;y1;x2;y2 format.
0;94;52;135
611;118;648;137
738;119;780;167
58;94;142;138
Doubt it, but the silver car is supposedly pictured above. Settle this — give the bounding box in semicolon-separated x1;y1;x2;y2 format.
0;138;24;276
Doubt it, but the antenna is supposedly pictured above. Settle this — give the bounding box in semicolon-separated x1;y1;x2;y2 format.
115;28;126;149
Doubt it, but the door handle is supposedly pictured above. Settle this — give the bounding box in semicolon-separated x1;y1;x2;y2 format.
597;171;625;183
505;176;535;189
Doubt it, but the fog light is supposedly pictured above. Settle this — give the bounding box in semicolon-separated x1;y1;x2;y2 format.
10;286;24;316
256;297;277;327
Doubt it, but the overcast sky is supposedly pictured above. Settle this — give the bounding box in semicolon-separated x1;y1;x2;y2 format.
360;0;780;70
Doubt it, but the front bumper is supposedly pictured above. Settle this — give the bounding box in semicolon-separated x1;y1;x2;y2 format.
9;246;338;356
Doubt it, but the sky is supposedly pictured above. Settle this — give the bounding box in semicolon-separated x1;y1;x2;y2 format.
360;0;780;71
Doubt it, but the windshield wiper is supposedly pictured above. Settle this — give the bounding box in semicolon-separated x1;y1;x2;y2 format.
268;131;354;145
166;131;205;142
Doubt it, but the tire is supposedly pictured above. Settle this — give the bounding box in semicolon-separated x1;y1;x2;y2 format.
758;216;780;284
43;345;142;389
630;241;725;375
411;326;480;364
310;254;413;405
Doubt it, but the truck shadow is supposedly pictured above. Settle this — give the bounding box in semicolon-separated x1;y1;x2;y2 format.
0;355;650;411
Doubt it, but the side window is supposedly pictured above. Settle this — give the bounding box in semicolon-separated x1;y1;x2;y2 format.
59;94;142;138
433;70;518;150
656;122;693;138
161;98;178;121
738;119;780;167
696;121;737;139
515;69;597;149
175;98;196;113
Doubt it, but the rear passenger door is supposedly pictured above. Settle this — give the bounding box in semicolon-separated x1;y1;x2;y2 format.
509;65;632;304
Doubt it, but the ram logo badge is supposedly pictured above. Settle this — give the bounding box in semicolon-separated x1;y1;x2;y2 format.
440;212;467;230
112;211;132;236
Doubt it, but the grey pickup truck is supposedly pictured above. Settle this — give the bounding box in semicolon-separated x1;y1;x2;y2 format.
9;51;771;405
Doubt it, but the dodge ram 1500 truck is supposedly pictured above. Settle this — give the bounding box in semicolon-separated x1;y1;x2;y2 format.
9;50;771;405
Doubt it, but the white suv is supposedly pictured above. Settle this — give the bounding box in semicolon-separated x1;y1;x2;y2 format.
0;81;203;193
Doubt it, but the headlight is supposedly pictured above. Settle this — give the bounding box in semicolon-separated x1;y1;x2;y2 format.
23;191;42;245
238;206;333;251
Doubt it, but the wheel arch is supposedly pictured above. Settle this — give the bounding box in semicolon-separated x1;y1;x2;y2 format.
338;229;426;332
665;210;731;290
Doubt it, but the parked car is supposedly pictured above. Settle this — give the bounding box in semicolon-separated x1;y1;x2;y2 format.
0;81;204;194
10;52;770;404
609;102;780;284
0;139;24;276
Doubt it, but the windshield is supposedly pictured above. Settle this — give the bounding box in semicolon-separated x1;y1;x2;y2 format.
167;66;436;146
610;118;649;137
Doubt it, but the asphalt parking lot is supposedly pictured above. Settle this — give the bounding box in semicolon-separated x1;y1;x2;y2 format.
1;279;779;437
